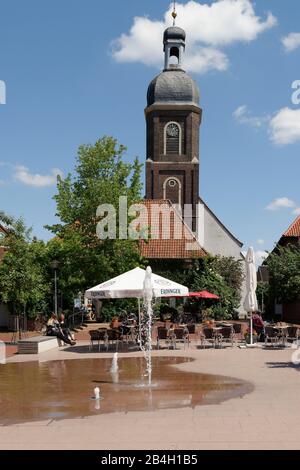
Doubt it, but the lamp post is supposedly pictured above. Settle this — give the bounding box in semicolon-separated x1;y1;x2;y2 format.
50;260;60;316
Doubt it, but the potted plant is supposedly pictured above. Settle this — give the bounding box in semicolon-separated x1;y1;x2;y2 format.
244;328;258;344
110;316;120;329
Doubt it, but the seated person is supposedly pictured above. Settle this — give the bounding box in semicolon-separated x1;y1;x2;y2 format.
46;313;76;346
59;313;74;343
252;310;265;340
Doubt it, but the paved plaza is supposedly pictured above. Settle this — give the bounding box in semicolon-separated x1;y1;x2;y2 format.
1;342;300;450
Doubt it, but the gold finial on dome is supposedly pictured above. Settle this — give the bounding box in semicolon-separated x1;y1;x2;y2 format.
172;1;177;26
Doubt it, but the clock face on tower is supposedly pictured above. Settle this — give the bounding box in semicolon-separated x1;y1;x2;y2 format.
166;123;179;138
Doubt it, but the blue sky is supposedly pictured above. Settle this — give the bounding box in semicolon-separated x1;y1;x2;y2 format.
0;0;299;263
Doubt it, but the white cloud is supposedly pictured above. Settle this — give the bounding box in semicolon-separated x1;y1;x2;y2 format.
255;250;268;267
257;239;265;245
184;46;228;73
269;107;300;145
14;166;63;188
233;105;270;128
112;0;277;74
292;207;300;216
233;105;300;146
0;80;6;105
282;32;300;53
266;197;296;211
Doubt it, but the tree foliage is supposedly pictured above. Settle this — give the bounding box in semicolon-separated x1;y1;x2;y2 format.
266;243;300;303
0;216;50;317
0;137;144;318
45;136;144;306
188;257;243;319
153;256;244;320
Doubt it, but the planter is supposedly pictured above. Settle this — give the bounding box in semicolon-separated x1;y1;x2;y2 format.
110;317;120;329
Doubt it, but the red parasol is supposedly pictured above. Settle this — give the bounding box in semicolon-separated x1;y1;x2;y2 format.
189;291;220;300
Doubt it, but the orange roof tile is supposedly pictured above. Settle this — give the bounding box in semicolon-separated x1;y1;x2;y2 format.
137;199;206;259
283;215;300;237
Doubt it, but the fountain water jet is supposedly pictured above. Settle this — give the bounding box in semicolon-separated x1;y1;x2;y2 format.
139;266;153;387
110;352;119;373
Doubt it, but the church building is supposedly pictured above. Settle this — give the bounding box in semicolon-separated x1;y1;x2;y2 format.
139;15;247;315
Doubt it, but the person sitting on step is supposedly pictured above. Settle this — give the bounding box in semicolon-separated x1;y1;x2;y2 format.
46;313;76;346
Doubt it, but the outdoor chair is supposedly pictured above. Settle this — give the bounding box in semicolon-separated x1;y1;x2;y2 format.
187;324;196;334
106;328;121;351
89;329;107;352
170;328;190;349
286;326;299;343
264;326;279;347
156;327;170;349
118;325;131;344
219;327;234;348
200;328;218;349
274;327;288;347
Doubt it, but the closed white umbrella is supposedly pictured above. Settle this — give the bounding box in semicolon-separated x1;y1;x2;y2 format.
243;247;258;346
85;267;188;299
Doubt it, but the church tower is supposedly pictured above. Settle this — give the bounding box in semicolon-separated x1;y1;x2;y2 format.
145;14;202;231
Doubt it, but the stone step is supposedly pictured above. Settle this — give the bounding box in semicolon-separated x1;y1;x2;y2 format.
73;323;110;340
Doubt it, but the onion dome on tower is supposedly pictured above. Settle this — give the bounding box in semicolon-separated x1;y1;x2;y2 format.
146;21;200;108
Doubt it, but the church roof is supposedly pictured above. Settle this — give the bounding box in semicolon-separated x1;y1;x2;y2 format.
282;215;300;238
269;215;300;256
147;69;200;108
138;199;206;260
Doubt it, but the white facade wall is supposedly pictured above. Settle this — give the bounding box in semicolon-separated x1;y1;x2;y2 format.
197;201;247;317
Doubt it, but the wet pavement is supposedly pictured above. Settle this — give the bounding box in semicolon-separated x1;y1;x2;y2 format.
0;356;252;424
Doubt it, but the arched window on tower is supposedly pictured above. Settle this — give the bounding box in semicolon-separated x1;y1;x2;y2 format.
169;47;179;66
163;177;182;206
164;122;181;155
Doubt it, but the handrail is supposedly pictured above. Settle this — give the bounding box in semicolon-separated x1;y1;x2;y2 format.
67;309;86;329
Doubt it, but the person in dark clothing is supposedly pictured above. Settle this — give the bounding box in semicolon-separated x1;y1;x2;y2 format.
58;313;75;343
46;314;76;346
252;311;265;341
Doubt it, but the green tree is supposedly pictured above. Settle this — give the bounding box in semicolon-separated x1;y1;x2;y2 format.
256;281;270;314
188;258;240;319
153;256;244;320
0;216;50;317
46;137;144;308
266;243;300;303
210;255;244;306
